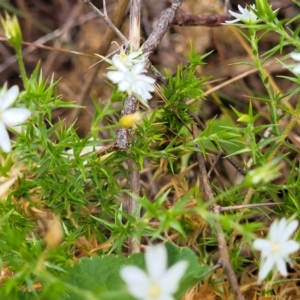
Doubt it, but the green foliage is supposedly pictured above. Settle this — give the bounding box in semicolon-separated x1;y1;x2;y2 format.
1;3;300;299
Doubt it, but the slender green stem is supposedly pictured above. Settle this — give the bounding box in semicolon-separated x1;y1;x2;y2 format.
248;28;279;135
15;47;28;87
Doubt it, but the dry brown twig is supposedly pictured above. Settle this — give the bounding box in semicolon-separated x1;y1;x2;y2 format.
219;202;283;212
172;0;294;27
82;0;128;45
173;12;233;27
192;123;243;300
142;0;183;56
127;0;142;254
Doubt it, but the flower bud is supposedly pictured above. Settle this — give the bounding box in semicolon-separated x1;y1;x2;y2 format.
1;13;22;49
119;111;143;128
237;114;251;124
98;152;114;163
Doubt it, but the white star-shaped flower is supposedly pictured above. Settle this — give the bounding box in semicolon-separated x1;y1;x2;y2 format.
253;218;300;282
107;56;155;103
120;244;188;300
290;52;300;74
0;85;31;152
225;4;259;24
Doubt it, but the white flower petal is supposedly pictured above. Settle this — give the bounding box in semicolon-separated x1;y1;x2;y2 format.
161;261;188;293
136;90;152;102
293;65;300;74
281;240;300;255
146;244;167;278
291;52;300;61
0;122;11;152
269;219;280;240
2;108;31;127
270;219;287;241
136;81;155;92
225;19;241;24
120;266;150;299
291;52;300;74
112;55;129;73
107;71;125;83
0;85;31;152
133;82;150;94
132;63;146;75
228;10;244;20
277;218;288;237
282;220;299;241
140;91;151;101
137;79;154;89
274;255;288;277
244;5;255;17
157;294;174;300
118;80;132;93
134;84;154;101
270;218;298;243
137;74;156;85
237;5;244;14
0;85;19;110
253;239;271;253
227;4;258;24
258;255;275;281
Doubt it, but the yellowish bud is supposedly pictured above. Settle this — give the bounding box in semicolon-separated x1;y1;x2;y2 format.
98;152;115;163
119;111;143;128
237;114;251;124
1;13;22;48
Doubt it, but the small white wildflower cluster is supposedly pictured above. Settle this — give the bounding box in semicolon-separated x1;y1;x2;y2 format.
120;244;188;300
103;48;155;104
225;4;259;24
253;218;300;282
0;84;31;152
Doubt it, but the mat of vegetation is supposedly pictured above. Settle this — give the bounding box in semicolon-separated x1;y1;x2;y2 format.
0;0;300;299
